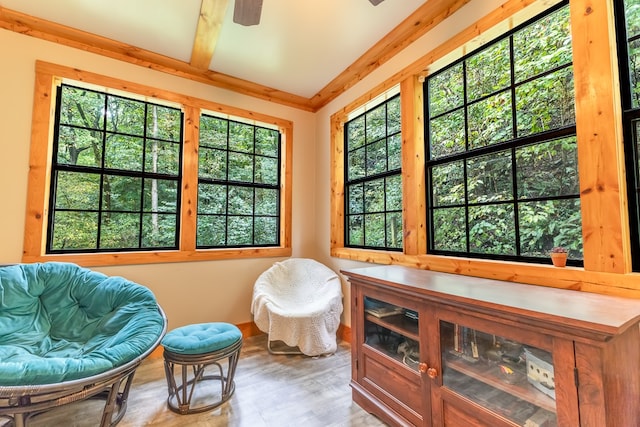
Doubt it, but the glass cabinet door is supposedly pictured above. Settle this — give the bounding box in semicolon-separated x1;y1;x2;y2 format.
440;321;557;426
364;296;420;370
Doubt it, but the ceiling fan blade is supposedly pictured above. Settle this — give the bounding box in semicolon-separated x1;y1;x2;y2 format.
233;0;263;26
369;0;385;5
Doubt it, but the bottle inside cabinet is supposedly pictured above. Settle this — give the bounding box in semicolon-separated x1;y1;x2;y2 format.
440;321;557;427
363;297;420;370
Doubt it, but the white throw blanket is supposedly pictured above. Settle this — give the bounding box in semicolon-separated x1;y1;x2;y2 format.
251;258;343;356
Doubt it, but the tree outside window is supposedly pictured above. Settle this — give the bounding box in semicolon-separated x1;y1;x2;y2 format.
197;114;281;248
48;84;182;252
344;94;403;251
426;2;583;264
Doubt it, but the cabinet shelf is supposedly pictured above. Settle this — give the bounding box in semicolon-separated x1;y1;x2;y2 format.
365;313;419;341
445;357;556;413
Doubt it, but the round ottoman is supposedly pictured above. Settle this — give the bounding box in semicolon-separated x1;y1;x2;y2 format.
161;322;242;415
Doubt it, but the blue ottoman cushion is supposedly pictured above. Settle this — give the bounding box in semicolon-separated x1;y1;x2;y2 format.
162;322;242;355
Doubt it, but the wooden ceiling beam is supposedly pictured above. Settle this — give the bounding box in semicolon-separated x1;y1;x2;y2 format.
0;6;313;111
190;0;228;69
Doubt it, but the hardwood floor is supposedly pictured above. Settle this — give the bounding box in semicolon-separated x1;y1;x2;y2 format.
25;335;388;427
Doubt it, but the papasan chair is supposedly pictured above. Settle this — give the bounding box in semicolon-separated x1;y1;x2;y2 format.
251;258;343;356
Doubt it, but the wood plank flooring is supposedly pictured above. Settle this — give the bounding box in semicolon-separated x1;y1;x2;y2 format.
25;335;388;427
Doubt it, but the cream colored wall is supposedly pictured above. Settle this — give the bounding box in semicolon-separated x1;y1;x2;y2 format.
0;29;318;330
314;0;510;328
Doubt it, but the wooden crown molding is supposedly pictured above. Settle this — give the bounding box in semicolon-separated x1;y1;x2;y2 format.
0;1;470;112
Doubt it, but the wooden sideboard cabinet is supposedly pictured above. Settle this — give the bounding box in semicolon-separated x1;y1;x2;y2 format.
342;265;640;427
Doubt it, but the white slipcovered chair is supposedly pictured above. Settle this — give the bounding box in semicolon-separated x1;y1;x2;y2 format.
251;258;343;356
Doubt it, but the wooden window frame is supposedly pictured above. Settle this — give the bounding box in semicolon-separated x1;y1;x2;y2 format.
331;0;640;298
23;61;292;267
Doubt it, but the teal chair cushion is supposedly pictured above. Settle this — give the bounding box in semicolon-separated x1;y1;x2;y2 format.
162;322;241;355
0;262;165;386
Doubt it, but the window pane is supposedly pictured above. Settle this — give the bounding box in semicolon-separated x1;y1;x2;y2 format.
467;38;511;101
516;67;575;137
387;97;401;134
469;204;516;255
348;147;366;180
628;38;640;108
57;126;103;167
348;215;364;246
386;212;403;249
228;152;254;182
55;171;100;209
103;175;141;212
200;116;228;149
432;161;465;206
106;96;145;135
255;128;279;157
386;175;402;211
347;116;366;150
519;199;583;258
517;137;579;199
468;91;513;149
255;188;278;215
229;122;254;153
143;179;178;212
228;216;253;245
366;104;386;143
197;215;226;246
429;109;465;159
365;213;385;247
199;147;227;180
100;213;140;249
198;183;226;215
255;156;278;185
513;7;572;82
105;134;143;171
388;134;402;170
255;217;278;245
228;186;254;215
432;207;466;252
59;86;105;129
366;140;387;176
146;105;181;142
364;179;385;213
429;63;464;117
50;211;98;250
467;151;513;203
141;213;177;247
348;183;364;214
145;140;180;175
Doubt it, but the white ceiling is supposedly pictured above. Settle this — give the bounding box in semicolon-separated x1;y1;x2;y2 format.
0;0;426;98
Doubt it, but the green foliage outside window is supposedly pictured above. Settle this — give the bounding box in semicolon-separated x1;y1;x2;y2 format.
345;94;403;250
197;114;281;248
49;84;182;252
426;3;583;262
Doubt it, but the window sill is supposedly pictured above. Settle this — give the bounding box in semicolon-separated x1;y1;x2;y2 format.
22;247;292;267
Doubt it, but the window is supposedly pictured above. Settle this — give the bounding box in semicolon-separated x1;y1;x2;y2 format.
616;0;640;271
425;2;583;264
48;84;183;253
344;93;403;250
198;114;280;248
23;62;292;266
